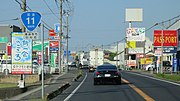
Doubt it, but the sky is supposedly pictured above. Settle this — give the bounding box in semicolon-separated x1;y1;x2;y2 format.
0;0;180;51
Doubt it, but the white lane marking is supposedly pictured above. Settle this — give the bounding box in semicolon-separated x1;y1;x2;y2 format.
127;72;180;86
64;72;87;101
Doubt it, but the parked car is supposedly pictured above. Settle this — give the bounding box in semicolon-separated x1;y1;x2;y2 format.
0;59;11;74
145;61;172;71
145;63;155;71
93;64;121;85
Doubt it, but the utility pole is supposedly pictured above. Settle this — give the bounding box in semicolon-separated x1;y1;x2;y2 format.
116;41;118;67
59;0;63;74
22;0;26;32
66;13;69;72
41;24;45;99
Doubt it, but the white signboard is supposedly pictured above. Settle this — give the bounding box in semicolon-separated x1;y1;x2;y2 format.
126;8;143;22
12;32;32;74
128;48;144;54
126;28;145;41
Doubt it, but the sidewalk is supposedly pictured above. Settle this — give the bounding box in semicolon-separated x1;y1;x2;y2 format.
6;69;79;101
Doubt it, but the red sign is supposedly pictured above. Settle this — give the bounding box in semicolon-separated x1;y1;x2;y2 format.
49;30;56;36
136;54;144;58
7;45;11;56
154;30;177;46
50;41;59;47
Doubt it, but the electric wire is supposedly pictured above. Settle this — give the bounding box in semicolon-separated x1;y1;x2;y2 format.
42;0;60;21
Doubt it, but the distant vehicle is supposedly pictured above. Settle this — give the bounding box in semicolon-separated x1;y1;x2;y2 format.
0;59;12;74
32;61;40;74
89;66;95;72
68;62;77;68
93;64;121;85
89;49;104;71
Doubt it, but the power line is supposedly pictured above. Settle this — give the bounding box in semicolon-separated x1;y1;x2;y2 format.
42;0;60;20
146;14;180;32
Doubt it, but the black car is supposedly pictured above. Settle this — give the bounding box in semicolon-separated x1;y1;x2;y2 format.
93;64;121;85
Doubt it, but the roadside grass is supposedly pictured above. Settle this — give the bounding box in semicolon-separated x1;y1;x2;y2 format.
155;73;180;82
0;83;17;88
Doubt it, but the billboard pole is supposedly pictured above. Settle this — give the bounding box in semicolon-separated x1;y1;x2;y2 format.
41;24;44;99
160;22;164;74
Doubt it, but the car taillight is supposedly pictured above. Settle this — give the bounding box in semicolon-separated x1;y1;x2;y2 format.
95;71;100;75
115;72;119;75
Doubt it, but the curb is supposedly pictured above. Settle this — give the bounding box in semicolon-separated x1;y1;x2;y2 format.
46;72;82;100
73;74;82;82
46;83;70;101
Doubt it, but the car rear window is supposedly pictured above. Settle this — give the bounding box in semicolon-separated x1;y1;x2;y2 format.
97;65;117;70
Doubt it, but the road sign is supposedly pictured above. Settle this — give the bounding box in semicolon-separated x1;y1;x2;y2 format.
0;37;8;43
54;23;60;33
48;36;60;40
24;32;39;40
21;12;41;31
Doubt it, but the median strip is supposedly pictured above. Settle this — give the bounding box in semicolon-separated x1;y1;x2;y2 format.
122;78;155;101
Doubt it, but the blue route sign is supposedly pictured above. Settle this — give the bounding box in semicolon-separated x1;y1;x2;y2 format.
54;23;60;33
21;12;41;31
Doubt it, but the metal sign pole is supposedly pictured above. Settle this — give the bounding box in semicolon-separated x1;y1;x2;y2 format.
41;24;44;99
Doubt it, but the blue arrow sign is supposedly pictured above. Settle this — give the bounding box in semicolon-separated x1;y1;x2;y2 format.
21;12;41;31
54;23;60;33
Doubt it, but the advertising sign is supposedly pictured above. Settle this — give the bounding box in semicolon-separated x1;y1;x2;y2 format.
49;30;56;36
125;8;143;22
154;30;178;46
140;58;153;65
126;28;145;41
173;58;177;72
127;60;136;66
126;41;136;48
12;32;32;74
128;48;144;54
136;54;144;58
154;47;177;54
50;41;59;52
50;41;58;47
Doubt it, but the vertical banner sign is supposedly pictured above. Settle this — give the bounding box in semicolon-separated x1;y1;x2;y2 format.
173;58;177;72
12;32;32;74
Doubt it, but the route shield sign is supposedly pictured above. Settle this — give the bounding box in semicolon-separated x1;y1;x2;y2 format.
21;12;41;31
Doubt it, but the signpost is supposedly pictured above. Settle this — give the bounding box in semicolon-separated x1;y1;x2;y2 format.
21;11;44;99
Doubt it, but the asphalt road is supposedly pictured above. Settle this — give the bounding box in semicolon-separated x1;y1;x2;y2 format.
52;70;180;101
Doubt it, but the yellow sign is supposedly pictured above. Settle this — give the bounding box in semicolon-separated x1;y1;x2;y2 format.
140;58;153;65
126;41;136;48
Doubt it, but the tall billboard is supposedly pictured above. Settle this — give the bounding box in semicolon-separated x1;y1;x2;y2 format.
154;30;178;46
125;8;143;22
11;32;32;74
126;28;145;41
